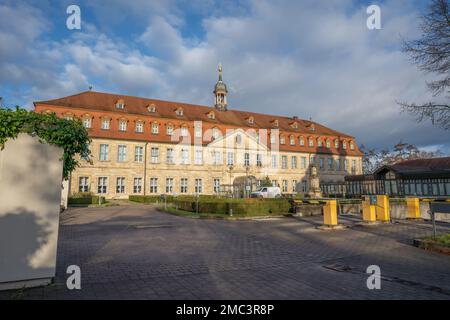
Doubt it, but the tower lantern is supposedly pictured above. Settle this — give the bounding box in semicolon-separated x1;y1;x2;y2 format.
213;63;228;111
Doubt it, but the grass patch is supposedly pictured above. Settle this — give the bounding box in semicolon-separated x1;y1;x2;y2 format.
422;233;450;247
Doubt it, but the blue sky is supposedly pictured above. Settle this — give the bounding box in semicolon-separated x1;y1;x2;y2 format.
0;0;448;154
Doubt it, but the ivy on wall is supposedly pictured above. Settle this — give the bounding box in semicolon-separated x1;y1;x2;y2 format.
0;107;91;179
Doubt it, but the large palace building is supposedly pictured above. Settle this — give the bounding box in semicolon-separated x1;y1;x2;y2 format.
34;66;363;198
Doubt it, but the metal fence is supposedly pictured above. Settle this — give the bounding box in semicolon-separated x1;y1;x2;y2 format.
321;178;450;197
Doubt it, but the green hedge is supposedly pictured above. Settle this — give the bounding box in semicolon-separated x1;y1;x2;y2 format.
69;193;105;205
129;195;223;203
173;198;291;216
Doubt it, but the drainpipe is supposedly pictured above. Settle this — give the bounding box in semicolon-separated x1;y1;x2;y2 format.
143;142;148;196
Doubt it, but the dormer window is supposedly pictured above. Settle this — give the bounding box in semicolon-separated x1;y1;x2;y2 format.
299;136;305;146
212;127;220;140
207;111;215;120
135;121;144;133
101;118;110;130
326;139;331;148
83;117;92;129
175;107;184;117
334;139;339;149
116;99;125;109
291;122;298;129
343;141;347;149
248;116;254;124
167;123;174;136
151;122;159;134
280;135;285;145
236;134;242;145
290;135;295;145
350;141;355;150
119;119;127;131
308;138;314;147
64;113;74;120
181;125;188;137
308;123;315;131
147;104;156;113
317;138;323;147
272;119;279;127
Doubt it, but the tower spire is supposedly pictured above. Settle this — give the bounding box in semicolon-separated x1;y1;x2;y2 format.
213;63;228;111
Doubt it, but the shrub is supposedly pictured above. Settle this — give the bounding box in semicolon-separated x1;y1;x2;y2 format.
69;193;105;205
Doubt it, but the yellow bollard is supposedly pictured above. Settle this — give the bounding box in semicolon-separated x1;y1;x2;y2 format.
362;196;377;222
376;195;390;222
406;197;421;219
323;200;338;226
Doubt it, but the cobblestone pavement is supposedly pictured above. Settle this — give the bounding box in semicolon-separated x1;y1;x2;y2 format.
1;205;450;300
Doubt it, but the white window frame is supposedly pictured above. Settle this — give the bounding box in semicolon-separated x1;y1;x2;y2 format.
79;177;89;192
98;177;108;194
116;177;125;193
151;147;159;164
135;146;143;162
117;145;127;162
99;144;109;161
101;119;110;130
133;177;142;193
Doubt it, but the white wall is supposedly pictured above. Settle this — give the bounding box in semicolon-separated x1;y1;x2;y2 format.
0;134;63;290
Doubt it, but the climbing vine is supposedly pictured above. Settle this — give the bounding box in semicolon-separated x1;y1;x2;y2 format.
0;107;91;179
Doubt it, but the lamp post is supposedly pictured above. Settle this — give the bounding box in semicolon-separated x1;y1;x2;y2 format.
245;165;250;198
228;165;233;216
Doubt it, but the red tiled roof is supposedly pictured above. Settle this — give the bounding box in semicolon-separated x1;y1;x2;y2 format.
34;91;363;156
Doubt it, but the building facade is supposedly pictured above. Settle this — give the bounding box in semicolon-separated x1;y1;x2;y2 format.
34;67;363;199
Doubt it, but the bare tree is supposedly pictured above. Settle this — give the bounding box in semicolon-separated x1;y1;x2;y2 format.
400;0;450;130
360;141;442;174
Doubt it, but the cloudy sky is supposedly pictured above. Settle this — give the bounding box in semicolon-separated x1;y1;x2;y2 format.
1;0;448;153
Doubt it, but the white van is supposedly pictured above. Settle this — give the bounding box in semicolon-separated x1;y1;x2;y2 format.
251;187;282;198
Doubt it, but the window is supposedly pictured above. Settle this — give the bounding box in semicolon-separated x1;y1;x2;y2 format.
308;138;314;147
280;136;285;145
334;139;339;149
256;154;263;167
300;136;305;146
351;159;357;174
273;119;279;127
319;158;324;169
271;155;277;168
236;134;242;145
343;141;347;149
147;104;156;113
83;117;92;129
151;147;159;163
350;142;355;150
117;145;127;162
212;127;220;139
167;124;174;136
99;144;109;161
180;178;188;193
212;150;221;165
98;177;108;194
119;120;127;131
194;124;202;138
133;178;142;193
176;108;184;116
151;122;159;134
195;179;202;193
101;119;110;130
181;126;188;137
166;178;174;193
270;133;276;144
344;159;349;171
244;152;250;166
195;149;203;165
291;156;297;169
290;135;295;145
318;139;323;147
214;179;221;193
292;180;297;193
311;156;316;164
116;101;125;109
166;148;174;164
227;152;234;166
150;178;158;193
281;155;287;169
64;114;73;120
326;139;331;148
135;121;143;133
248;116;254;124
301;181;307;193
116;177;125;193
301;157;307;169
79;177;89;192
181;148;189;164
336;159;341;171
282;180;288;193
208;111;215;120
328;158;333;170
272;180;278;187
135;146;143;162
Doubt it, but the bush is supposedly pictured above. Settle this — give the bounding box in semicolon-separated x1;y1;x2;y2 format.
69;192;105;205
172;198;292;216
